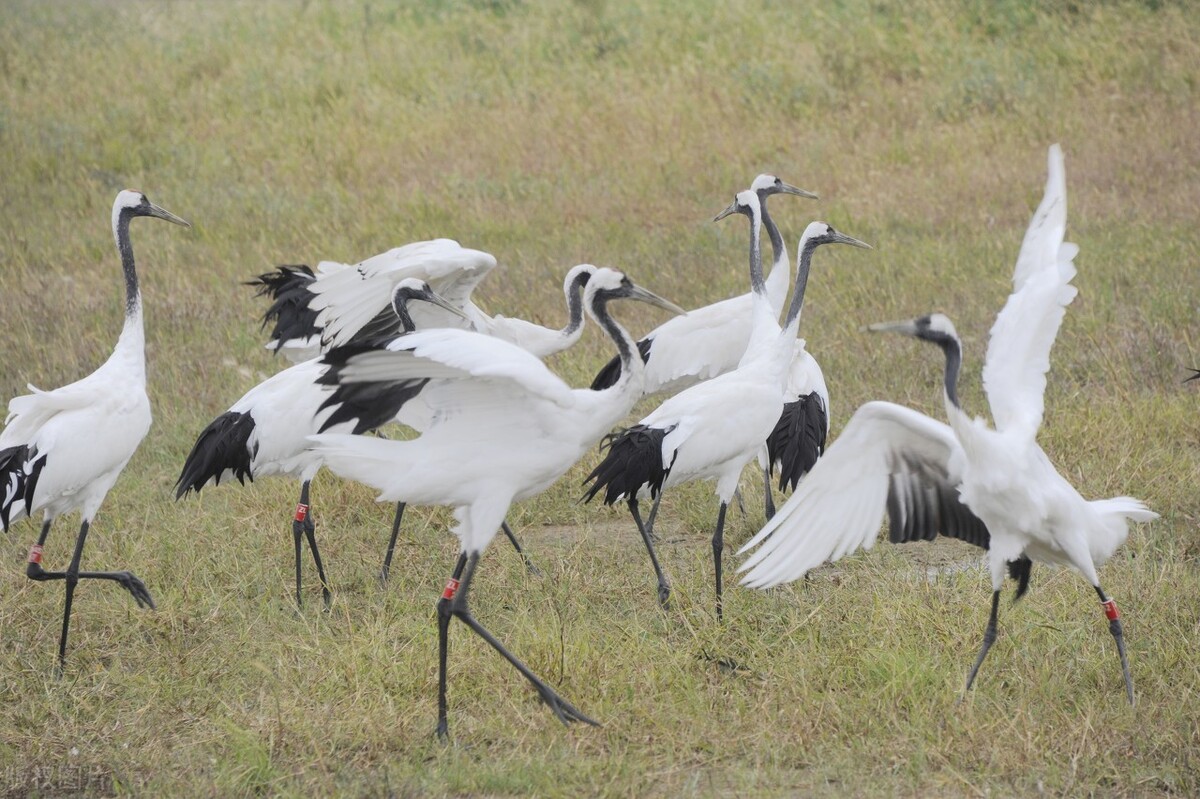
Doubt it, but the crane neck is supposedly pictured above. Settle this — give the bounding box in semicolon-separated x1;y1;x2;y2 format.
112;208;145;354
760;199;790;316
560;268;589;339
589;295;640;396
746;207;766;297
938;334;963;412
781;232;819;334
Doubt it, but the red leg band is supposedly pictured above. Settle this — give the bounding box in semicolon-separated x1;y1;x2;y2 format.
1102;599;1119;621
294;503;309;522
441;578;460;600
28;544;43;565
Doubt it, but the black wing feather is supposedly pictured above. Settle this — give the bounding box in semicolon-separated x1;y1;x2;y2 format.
246;265;321;350
0;444;47;530
175;411;258;498
317;341;430;434
884;454;990;550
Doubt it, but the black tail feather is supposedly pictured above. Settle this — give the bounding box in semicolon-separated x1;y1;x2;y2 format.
591;337;653;391
246;265;322;351
1184;367;1200;384
1008;556;1033;601
582;424;674;506
0;444;46;530
175;412;257;498
766;392;828;492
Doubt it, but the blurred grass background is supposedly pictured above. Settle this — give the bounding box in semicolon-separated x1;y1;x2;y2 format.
1;0;1198;795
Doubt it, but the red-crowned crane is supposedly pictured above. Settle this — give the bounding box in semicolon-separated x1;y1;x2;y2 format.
584;191;869;619
739;145;1156;704
308;267;683;738
0;190;188;669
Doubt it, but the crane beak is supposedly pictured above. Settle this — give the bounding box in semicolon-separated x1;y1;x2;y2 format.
416;287;470;321
628;285;687;317
713;199;739;223
866;318;919;336
832;231;872;250
776;182;819;200
146;202;190;228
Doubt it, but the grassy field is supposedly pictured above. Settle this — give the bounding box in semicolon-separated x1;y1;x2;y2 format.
2;0;1199;795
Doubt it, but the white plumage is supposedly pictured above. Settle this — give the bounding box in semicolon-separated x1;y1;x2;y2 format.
175;279;466;607
0;190;188;668
739;145;1156;703
308;267;683;738
584;191;869;618
259;241;596;361
589;174;816;395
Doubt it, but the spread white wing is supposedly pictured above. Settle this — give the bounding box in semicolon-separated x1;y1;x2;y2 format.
982;144;1079;441
738;401;988;589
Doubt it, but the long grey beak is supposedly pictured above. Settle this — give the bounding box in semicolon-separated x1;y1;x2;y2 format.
628;284;687;317
867;318;919;335
776;182;819;200
416;287;469;321
833;231;872;250
147;202;190;227
713;199;739;223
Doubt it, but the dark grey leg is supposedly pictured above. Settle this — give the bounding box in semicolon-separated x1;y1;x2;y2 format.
435;551;469;741
25;518;154;672
301;513;331;610
964;590;1001;693
380;502;405;585
763;465;776;521
437;552;599;740
291;480;311;608
712;502;727;622
1094;585;1135;705
500;521;540;575
644;490;664;542
629;499;671;609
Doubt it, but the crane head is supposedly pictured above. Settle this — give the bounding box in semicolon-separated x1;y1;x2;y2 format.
390;278;468;333
868;313;960;347
750;174;819;201
586;268;686;317
114;190;190;227
713;189;761;223
799;221;872;251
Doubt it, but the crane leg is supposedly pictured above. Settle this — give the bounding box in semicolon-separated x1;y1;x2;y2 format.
712;502;728;623
302;512;331;610
436;551;599;740
25;519;154;673
964;590;1001;693
500;521;540;576
732;488;746;519
628;499;671;609
644;490;664;542
380;502;406;585
762;466;776;521
435;551;468;741
291;481;311;608
1094;585;1135;705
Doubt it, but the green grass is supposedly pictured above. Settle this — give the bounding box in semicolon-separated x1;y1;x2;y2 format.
2;0;1199;795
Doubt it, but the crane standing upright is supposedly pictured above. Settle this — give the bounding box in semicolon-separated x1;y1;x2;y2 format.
0;190;189;668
